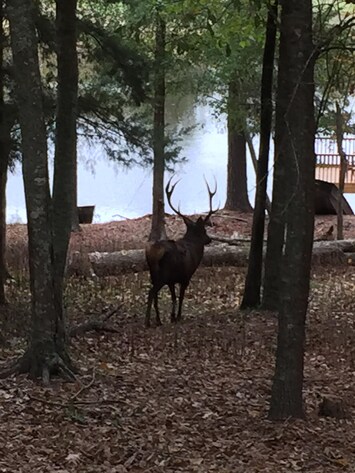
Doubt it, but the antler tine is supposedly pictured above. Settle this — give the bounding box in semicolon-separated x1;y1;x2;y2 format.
204;176;218;222
165;176;186;219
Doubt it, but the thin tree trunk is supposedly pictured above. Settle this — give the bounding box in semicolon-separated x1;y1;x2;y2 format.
0;147;7;305
0;0;8;305
268;0;315;420
149;13;167;241
71;146;80;231
7;0;73;380
335;102;346;240
53;0;79;268
0;122;10;304
52;0;79;350
224;79;252;213
262;0;293;311
245;132;271;214
241;1;278;309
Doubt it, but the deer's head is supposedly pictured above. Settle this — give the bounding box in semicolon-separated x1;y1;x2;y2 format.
165;177;218;244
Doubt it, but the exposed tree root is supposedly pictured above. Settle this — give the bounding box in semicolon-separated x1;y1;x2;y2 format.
0;344;77;384
0;307;121;381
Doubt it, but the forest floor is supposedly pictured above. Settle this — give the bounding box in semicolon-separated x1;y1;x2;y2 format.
1;212;355;472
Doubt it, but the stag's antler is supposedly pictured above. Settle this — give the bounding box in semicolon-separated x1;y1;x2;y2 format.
165;176;193;224
203;176;218;223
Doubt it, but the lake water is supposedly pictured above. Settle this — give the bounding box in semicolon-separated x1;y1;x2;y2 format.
6;100;355;223
7;102;260;223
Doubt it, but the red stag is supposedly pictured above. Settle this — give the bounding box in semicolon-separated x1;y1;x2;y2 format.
145;177;217;327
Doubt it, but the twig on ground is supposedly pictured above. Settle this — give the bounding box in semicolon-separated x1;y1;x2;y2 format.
70;369;96;401
69;305;122;337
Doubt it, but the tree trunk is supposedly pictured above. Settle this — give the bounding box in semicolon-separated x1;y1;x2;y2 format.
52;0;79;349
245;132;271;214
0;0;9;305
335;102;346;240
149;13;167;241
53;0;79;255
268;0;315;420
262;0;293;311
0;141;8;306
241;1;278;309
224;79;252;213
0;122;10;305
71;146;80;232
7;0;73;380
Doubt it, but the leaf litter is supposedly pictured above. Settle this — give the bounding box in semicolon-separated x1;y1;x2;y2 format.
1;215;355;472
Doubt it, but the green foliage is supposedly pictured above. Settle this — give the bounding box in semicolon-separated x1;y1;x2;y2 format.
314;1;355;134
29;0;355;167
35;0;269;164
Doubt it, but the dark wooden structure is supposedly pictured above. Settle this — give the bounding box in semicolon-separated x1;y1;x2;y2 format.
315;180;353;215
78;205;95;224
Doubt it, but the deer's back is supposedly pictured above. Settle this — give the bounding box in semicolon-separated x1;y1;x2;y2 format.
145;239;204;285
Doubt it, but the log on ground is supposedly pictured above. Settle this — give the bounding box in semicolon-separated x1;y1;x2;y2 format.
87;244;250;276
73;240;354;276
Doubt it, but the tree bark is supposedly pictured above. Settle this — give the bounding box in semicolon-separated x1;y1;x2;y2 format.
268;0;316;420
52;0;79;348
149;13;167;241
245;132;271;214
0;0;9;305
7;0;73;380
241;0;278;309
335;102;346;240
262;0;295;311
0;122;10;305
224;79;252;213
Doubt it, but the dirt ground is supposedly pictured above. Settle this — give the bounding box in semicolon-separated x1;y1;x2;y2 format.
1;212;355;472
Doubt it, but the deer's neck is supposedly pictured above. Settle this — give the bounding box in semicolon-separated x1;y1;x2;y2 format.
180;235;206;256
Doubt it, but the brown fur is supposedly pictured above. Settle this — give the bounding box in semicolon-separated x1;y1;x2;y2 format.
145;219;212;327
144;177;217;328
145;242;166;269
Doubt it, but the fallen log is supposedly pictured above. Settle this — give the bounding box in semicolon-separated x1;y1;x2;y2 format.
65;240;353;276
311;247;347;266
86;244;250;276
313;239;355;252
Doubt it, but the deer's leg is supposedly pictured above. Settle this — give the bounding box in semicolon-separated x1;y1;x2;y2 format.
153;288;162;326
168;283;177;323
145;283;163;328
145;287;155;328
177;283;187;321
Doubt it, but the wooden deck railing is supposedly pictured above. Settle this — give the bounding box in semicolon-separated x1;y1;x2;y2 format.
315;137;355;193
